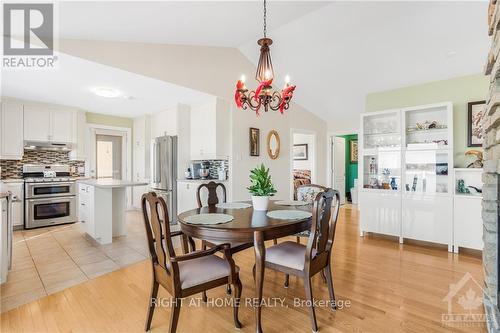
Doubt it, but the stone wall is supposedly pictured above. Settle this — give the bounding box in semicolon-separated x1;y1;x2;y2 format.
483;1;500;331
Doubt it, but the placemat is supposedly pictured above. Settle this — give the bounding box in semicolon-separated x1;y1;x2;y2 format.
184;213;234;225
266;210;312;220
275;200;309;206
215;202;252;209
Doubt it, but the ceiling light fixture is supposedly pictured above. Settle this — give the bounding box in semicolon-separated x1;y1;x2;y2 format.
234;0;296;115
92;87;121;98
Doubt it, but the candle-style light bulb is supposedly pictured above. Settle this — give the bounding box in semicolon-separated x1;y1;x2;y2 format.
240;74;246;83
283;75;291;89
264;69;272;80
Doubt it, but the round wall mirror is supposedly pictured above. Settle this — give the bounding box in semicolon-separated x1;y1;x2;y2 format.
267;130;280;159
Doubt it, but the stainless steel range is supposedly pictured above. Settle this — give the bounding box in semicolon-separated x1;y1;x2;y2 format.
23;164;77;229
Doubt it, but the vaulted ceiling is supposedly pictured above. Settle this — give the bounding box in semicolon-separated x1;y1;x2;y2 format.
2;1;490;131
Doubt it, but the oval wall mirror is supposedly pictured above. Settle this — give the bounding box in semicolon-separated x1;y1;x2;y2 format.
267;130;280;160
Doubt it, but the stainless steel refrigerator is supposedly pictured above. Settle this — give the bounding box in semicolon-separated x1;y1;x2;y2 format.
150;136;177;224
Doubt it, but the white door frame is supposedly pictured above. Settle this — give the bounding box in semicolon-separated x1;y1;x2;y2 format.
87;123;133;207
289;128;317;200
327;130;359;192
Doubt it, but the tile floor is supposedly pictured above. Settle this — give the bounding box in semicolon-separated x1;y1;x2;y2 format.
1;210;155;313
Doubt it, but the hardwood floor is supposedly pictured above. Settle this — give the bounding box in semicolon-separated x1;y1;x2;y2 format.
1;205;485;332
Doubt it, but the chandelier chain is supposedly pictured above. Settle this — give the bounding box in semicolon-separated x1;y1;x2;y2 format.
263;0;267;38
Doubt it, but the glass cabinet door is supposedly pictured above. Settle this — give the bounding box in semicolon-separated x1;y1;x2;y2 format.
363;111;401;150
362;151;401;190
404;150;451;194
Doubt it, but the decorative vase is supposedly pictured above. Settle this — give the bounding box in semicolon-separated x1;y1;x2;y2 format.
252;196;269;211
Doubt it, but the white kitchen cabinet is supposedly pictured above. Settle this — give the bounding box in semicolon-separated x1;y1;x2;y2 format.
2;182;24;227
0;102;24;160
69;110;87;161
177;181;199;214
51;109;74;143
190;97;230;160
24;106;74;143
132;116;151;209
78;183;95;238
24;106;51;142
453;168;483;252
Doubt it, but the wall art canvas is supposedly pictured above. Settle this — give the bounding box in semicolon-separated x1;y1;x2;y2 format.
468;101;486;147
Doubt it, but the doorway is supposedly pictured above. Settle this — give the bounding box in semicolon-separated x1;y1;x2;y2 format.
331;134;358;205
96;134;122;179
88;124;132;207
291;130;316;199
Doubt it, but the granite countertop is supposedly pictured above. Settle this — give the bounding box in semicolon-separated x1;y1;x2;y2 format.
77;179;148;188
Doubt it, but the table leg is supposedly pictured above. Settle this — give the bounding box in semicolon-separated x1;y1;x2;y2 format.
254;231;265;333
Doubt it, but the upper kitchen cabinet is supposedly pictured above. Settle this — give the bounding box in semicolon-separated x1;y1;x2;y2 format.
69;110;88;161
51;109;74;142
190;97;230;160
0;102;24;160
24;106;74;143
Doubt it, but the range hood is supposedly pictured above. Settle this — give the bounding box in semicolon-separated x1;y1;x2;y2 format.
24;141;73;151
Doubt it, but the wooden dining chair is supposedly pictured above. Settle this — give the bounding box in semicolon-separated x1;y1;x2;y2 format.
258;188;341;333
197;181;253;254
141;192;243;333
197;181;253;296
294;184;328;243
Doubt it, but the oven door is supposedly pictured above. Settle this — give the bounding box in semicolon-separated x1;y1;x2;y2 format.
25;182;76;199
25;196;77;229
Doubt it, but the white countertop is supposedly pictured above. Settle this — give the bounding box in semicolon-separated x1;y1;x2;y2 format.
1;179;24;183
77;179;148;188
177;179;229;183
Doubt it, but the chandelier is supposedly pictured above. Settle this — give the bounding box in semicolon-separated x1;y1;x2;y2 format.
234;0;296;115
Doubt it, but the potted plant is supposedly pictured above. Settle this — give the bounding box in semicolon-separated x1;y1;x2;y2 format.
248;164;277;210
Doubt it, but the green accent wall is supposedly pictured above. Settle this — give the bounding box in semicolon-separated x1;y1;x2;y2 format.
365;74;489;167
340;134;358;195
85;112;133;128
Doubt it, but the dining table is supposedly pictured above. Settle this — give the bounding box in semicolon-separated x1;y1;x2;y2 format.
177;200;313;333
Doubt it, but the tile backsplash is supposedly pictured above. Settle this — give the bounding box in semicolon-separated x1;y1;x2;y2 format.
0;150;85;179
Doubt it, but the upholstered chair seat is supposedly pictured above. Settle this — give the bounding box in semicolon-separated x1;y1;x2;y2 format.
179;255;240;289
265;241;317;270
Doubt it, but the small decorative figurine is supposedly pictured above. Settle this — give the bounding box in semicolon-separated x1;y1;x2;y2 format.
457;179;470;194
465;150;483;168
390;177;397;190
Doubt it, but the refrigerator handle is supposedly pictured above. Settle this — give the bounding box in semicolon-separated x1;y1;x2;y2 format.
156;142;161;183
151;141;157;183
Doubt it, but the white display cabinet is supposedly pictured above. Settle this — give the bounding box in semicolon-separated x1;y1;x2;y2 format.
360;102;455;251
359;110;402;238
453;168;483;252
403;102;453;150
401;103;453;251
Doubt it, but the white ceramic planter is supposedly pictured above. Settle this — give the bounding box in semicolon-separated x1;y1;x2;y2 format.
252;196;270;211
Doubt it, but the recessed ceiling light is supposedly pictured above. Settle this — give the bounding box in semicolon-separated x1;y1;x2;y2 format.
92;87;121;98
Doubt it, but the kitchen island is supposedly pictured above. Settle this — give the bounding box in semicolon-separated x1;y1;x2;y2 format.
77;179;148;244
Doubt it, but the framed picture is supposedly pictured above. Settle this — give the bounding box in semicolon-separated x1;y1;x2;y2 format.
350;140;358;163
249;128;260;156
468;101;486;147
293;144;308;160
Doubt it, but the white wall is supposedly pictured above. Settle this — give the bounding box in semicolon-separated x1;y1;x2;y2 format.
293;133;314;173
59;39;329;201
